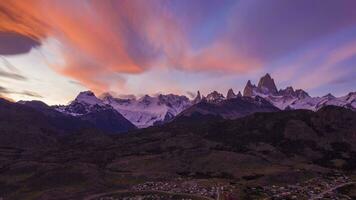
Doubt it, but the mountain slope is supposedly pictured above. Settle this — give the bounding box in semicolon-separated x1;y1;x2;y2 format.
79;109;136;133
0;99;59;148
168;105;356;171
0;102;355;199
54;91;136;133
100;93;191;128
19;100;93;132
179;96;279;119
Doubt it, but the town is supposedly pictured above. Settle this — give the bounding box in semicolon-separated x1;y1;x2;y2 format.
261;173;354;200
93;172;355;200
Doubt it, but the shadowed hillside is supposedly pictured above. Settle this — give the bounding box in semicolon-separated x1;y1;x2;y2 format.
0;99;355;199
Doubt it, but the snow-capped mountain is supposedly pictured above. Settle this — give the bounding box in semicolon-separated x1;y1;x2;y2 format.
55;91;112;116
242;74;356;111
101;93;191;128
56;91;192;128
54;74;355;129
286;92;356;111
53;91;136;133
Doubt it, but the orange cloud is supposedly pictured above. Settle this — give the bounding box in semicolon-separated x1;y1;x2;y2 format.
180;41;261;73
0;0;261;94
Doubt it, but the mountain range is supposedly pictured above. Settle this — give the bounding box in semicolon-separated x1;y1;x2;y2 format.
49;73;355;129
2;73;353;136
0;73;355;199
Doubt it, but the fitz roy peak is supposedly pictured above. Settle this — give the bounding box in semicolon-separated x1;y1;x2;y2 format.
257;73;278;95
242;73;356;111
243;73;278;96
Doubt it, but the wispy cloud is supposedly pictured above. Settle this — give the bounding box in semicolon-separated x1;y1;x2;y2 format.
0;85;10;93
0;85;42;99
0;70;26;80
0;0;355;96
0;56;27;80
21;90;43;98
0;0;262;93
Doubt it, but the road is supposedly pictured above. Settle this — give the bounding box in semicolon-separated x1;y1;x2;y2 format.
262;181;355;200
84;189;215;200
309;181;355;200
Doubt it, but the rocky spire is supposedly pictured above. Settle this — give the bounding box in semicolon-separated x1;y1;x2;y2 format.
226;88;237;99
192;90;202;104
237;91;242;97
257;73;278;95
243;80;256;97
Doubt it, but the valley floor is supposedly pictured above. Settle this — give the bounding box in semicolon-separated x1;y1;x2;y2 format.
85;173;356;200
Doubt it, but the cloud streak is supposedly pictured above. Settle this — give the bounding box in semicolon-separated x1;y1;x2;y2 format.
0;70;26;80
0;0;355;95
0;56;27;80
0;0;262;93
0;85;42;99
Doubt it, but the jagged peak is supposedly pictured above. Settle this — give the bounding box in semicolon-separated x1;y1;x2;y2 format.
264;73;272;78
237;91;242;97
279;86;295;96
294;89;310;99
74;90;103;105
257;73;278;94
196;90;201;98
192;90;202;104
227;88;237;99
243;80;256;97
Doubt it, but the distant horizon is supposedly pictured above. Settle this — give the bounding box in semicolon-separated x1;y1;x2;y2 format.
0;0;356;105
9;72;356;106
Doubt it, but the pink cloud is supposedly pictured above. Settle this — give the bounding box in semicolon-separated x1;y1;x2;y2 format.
0;0;261;93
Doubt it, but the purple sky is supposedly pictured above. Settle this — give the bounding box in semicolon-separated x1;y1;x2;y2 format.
0;0;355;104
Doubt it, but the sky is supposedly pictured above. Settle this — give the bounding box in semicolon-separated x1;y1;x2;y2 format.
0;0;355;105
